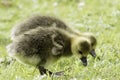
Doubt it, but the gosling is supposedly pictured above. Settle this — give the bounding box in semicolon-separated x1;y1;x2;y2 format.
7;27;92;76
11;15;97;58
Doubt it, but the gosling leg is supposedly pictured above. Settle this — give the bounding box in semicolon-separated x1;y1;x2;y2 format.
38;66;53;76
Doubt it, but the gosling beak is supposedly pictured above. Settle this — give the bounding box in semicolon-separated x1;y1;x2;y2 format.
90;49;96;58
80;57;87;66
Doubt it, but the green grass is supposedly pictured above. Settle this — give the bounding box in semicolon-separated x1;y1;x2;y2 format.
0;0;120;80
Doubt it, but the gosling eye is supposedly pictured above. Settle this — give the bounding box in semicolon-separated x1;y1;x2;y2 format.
78;50;83;54
91;43;94;46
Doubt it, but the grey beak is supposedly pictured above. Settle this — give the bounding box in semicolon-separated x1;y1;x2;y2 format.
90;49;96;58
80;57;87;66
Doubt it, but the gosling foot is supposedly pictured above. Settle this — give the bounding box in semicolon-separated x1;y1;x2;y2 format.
53;71;64;76
38;66;53;76
38;66;65;77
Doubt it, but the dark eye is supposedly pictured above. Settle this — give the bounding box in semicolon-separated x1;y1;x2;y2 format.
91;43;94;46
78;51;83;54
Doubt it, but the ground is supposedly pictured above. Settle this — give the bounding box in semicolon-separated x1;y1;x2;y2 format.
0;0;120;80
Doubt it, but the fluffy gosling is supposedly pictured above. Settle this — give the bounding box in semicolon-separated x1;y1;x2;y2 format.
11;15;97;58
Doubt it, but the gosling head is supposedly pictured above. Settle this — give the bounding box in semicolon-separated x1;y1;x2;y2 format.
71;37;91;66
83;32;97;58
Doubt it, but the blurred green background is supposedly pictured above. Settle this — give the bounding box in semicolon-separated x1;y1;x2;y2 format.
0;0;120;80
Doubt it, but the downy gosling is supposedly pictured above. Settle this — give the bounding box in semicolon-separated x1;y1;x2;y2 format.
11;15;97;58
7;27;92;76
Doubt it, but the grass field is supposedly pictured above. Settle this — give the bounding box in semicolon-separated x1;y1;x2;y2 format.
0;0;120;80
